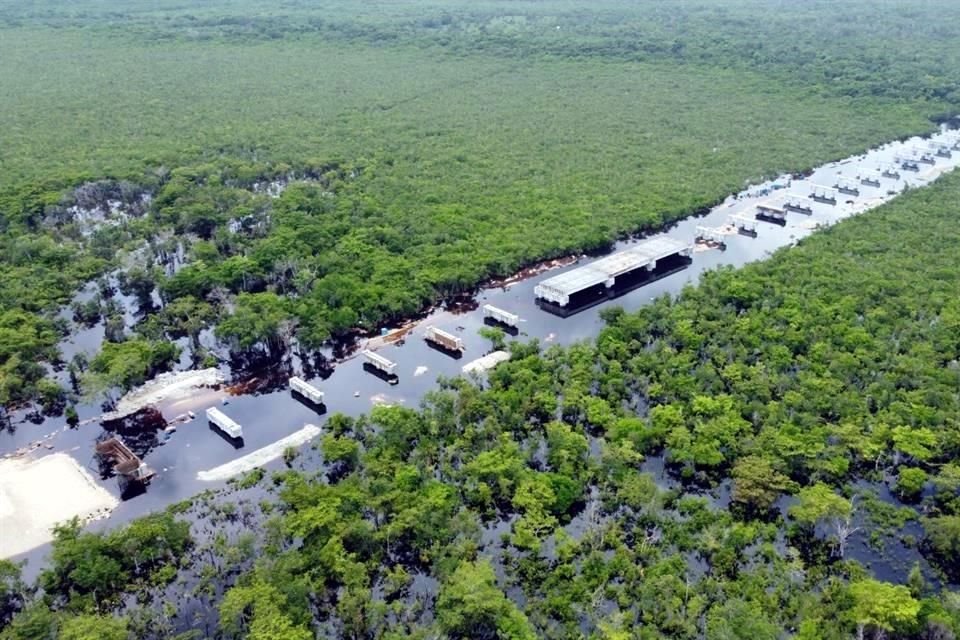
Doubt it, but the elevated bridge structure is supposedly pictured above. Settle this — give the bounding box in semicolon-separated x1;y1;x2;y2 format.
534;237;692;307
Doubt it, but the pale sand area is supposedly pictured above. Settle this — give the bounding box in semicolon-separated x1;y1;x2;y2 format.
101;367;225;422
0;453;118;559
197;424;322;482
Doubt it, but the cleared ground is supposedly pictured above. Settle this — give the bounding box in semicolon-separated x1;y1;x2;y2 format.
0;453;118;558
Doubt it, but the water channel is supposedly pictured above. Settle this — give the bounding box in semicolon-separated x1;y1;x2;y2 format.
5;126;960;570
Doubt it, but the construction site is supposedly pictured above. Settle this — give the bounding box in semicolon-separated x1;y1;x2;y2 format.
534;237;693;307
3;126;959;562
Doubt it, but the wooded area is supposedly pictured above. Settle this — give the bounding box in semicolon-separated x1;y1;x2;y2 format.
5;148;960;640
0;0;952;410
2;0;960;638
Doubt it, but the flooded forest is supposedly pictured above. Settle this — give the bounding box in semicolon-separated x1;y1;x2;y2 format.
2;1;960;639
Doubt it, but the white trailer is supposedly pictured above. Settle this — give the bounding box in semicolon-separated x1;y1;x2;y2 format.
425;326;465;352
206;407;243;439
289;376;324;405
362;349;397;376
482;304;519;328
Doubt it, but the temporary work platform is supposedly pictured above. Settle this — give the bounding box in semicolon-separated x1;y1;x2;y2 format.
833;176;860;196
783;193;813;214
858;169;882;187
289;376;324;405
95;436;155;483
756;196;788;221
930;142;953;158
362;349;397;375
895;154;921;171
533;237;692;307
695;226;726;245
206;407;242;439
880;163;902;179
912;146;936;164
728;212;758;233
482;304;519;328
425;326;465;352
809;184;838;204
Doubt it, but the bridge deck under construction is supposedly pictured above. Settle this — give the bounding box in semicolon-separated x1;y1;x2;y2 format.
534;237;691;306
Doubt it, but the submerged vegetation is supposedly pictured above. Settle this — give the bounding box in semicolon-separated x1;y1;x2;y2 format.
3;0;960;638
5;137;960;639
0;0;956;410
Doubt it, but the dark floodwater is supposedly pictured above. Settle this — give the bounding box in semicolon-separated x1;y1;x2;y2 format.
5;128;960;573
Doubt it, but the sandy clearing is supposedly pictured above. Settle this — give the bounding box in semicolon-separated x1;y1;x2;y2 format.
0;453;118;559
197;424;322;482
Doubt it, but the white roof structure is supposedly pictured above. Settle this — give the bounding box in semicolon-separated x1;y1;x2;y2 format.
534;237;692;306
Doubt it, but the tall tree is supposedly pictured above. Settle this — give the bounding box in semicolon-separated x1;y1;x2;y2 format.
789;483;858;557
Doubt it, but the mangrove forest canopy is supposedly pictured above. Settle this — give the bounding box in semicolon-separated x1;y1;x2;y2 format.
1;1;960;639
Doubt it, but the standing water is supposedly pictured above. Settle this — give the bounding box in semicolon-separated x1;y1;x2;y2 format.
4;127;960;567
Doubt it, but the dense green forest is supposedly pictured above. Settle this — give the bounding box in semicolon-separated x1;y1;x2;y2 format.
4;123;960;640
1;0;957;410
3;1;960;637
